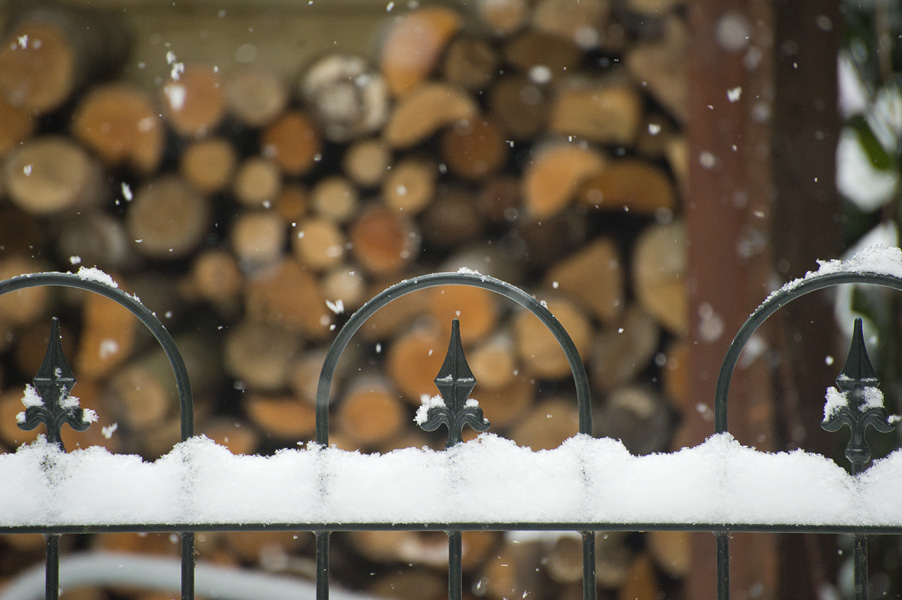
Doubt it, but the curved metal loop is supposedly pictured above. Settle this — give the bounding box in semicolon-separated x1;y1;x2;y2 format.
715;271;902;435
0;272;194;441
315;272;593;444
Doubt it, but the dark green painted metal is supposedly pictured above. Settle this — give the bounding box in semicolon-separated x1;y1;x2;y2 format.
45;535;59;600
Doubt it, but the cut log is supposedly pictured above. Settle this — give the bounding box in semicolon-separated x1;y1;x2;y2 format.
579;158;676;215
273;184;309;224
625;16;688;123
0;390;42;447
503;30;583;78
103;360;175;431
311;176;359;223
440;116;507;180
189;249;244;304
56;211;135;272
224;66;288;128
369;569;447;600
510;397;581;450
299;54;389;143
514;296;593;380
161;64;225;139
516;207;588;270
544;237;624;323
71;82;164;175
244;393;316;442
636;112;678;158
428;284;498;343
474;376;535;429
480;534;546;599
358;277;428;341
3;135;105;215
595;531;633;588
383;82;479;149
476;0;528;36
647;530;692;578
546;533;587;583
590;306;660;392
244;258;333;339
75;291;136;380
441;36;499;92
531;0;611;48
179;137;237;194
661;339;689;412
386;321;447;403
230;211;287;268
468;329;518;391
0;5;129;114
522;142;605;220
549;78;643;145
233;156;282;208
382;157;437;215
632;220;687;335
291;216;346;272
223;320;301;391
379;5;463;97
419;185;485;249
349;204;421;276
617;554;662;600
343;138;391;188
321;266;367;312
488;74;549;140
336;374;407;447
222;530;308;565
125;175;211;260
477;176;522;224
0;256;50;326
0;98;34;158
596;385;672;455
261;110;322;176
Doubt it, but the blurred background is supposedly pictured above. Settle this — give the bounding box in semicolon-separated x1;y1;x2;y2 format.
0;0;899;598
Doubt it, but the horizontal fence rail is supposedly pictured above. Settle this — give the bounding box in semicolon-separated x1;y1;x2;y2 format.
0;251;899;600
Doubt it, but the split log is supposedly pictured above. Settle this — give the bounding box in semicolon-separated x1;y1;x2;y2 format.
244;393;316;442
336;374;407;448
595;531;634;588
291;216;346;272
636;113;678;158
440;116;507;180
617;554;661;600
244;258;334;339
222;530;307;564
428;284;498;343
382;157;437;214
383;82;479;149
56;211;135;272
0;98;34;158
477;176;522;224
596;385;672;455
161;64;225;138
513;296;593;380
223;320;301;391
349;204;421;276
510;397;581;450
369;569;447;600
103;358;176;431
3;135;105;215
625;16;688;123
661;339;689;412
260;110;322;176
273;184;309;224
379;5;462;97
0;256;50;326
224;66;288;128
188;249;244;305
321;265;367;312
342;138;391;188
488;74;549;140
299;54;389;143
632;220;688;335
480;534;546;600
468;329;518;391
543;237;624;323
230;211;287;268
590;306;660;393
179;137;237;194
579;158;676;215
0;390;41;447
311;176;359;223
0;4;129;114
71;82;164;175
546;532;587;583
386;321;447;403
503;30;582;78
515;207;589;270
531;0;611;48
646;530;692;578
473;376;535;429
476;0;528;36
419;185;485;249
358;277;428;341
75;291;136;380
125;175;211;260
233;156;282;208
522;142;605;220
549;78;643;145
441;36;499;92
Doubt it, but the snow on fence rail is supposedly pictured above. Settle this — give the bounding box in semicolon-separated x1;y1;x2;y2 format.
1;245;901;600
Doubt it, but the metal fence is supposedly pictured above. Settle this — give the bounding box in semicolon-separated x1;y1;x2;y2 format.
0;268;899;600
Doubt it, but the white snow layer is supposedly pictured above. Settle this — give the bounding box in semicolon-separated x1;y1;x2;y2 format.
1;432;900;528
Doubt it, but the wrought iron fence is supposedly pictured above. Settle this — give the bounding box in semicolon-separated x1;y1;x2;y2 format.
0;266;899;600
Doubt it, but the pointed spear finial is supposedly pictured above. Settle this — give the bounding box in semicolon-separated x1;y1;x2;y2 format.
17;318;94;450
417;319;490;448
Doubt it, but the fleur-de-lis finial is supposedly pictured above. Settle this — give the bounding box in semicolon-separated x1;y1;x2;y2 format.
417;319;490;448
822;318;896;473
17;318;94;450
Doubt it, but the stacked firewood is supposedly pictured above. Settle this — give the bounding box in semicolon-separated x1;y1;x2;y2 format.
0;0;690;598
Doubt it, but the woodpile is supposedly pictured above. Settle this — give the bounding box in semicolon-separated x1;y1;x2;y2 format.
0;1;689;599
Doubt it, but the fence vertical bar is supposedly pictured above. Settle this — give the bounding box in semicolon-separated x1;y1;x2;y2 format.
316;531;330;600
181;533;195;600
581;532;596;600
45;534;60;600
448;530;463;600
716;532;730;600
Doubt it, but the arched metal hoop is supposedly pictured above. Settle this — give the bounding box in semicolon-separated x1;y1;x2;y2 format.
315;272;593;444
0;272;194;441
715;271;902;435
